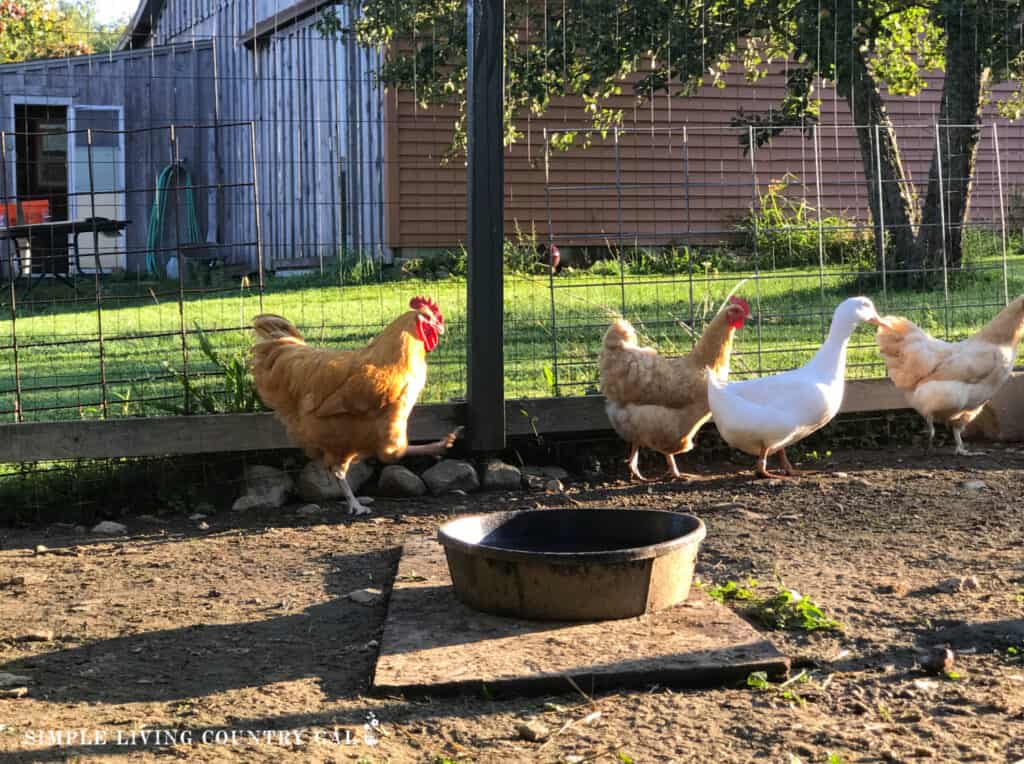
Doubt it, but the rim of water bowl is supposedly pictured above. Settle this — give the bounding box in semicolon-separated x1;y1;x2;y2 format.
437;508;706;564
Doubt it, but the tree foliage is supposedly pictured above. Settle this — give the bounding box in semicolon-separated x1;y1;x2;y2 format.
348;0;1024;278
0;0;125;64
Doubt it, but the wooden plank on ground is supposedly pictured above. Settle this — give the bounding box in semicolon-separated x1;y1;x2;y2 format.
372;539;789;698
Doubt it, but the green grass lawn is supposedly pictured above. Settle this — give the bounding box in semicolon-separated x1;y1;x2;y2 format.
1;251;1023;423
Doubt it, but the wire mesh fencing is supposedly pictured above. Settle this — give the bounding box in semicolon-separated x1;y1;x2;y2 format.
532;121;1024;398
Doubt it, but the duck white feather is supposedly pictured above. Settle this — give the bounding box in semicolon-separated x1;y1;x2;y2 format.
707;297;888;478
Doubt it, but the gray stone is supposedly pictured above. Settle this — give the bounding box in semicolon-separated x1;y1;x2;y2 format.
295;503;324;517
348;587;384;605
296;460;372;501
960;479;987;492
523;473;547;491
235;464;294;510
515;720;550;742
545;479;565;493
481;460;522;491
377;465;427;497
540;465;570;481
0;672;31;689
422;460;480;496
91;521;127;536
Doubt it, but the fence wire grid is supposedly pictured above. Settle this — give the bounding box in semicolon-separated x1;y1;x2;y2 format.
0;0;1023;520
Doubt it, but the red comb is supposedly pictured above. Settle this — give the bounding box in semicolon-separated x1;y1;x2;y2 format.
409;295;443;324
728;296;751;315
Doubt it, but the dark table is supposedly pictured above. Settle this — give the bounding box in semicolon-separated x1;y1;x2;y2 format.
0;218;129;294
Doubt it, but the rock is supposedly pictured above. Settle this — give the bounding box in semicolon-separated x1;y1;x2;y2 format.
296;460;372;501
196;521;210;530
833;471;850;478
515;720;550;742
15;630;54;643
921;646;955;675
348;587;383;605
377;465;427;497
189;513;207;521
937;576;980;593
876;581;907;596
541;465;570;481
960;479;987;492
523;473;547;491
0;687;28;699
482;460;522;491
295;503;324;517
231;495;265;512
0;672;31;689
33;545;48;555
422;460;480;495
235;464;294;510
91;521;127;535
545;479;564;493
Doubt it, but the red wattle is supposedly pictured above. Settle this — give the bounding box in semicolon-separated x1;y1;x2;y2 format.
416;320;439;352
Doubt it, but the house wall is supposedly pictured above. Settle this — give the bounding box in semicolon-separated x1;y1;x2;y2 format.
144;0;389;266
0;43;216;273
388;66;1024;252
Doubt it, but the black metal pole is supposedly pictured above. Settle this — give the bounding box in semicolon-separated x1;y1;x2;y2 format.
466;0;505;451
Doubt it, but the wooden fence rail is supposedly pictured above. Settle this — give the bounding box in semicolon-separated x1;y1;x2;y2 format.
1;375;1019;463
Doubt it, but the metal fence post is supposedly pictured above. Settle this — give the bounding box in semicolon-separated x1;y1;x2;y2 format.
466;0;506;451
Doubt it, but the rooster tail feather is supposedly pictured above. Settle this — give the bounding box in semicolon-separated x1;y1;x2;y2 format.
253;314;306;343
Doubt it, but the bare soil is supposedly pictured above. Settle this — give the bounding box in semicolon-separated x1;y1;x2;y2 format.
1;445;1023;763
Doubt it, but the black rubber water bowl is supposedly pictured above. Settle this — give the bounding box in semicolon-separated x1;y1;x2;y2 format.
437;508;706;621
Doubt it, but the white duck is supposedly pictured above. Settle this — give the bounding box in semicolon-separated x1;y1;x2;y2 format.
707;296;890;478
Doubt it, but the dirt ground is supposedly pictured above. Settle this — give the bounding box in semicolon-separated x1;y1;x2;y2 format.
1;444;1023;764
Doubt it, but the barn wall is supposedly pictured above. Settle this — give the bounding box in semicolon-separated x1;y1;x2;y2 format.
388;67;1024;251
146;0;388;266
0;43;215;273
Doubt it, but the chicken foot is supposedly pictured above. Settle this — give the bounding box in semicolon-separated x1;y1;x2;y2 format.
334;467;373;516
664;453;697;481
777;449;809;477
923;416;936;454
403;426;464;458
952;424;985;457
755;447;790;480
627;444;648;481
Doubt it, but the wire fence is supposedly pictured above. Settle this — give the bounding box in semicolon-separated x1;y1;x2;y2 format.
1;2;1024;519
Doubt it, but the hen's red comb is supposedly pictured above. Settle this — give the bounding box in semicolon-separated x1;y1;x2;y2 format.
728;296;751;315
410;295;443;324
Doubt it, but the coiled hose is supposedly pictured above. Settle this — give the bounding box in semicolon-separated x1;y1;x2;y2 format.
145;162;202;277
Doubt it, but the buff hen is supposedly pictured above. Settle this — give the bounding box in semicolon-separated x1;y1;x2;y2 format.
251;296;460;514
876;296;1024;455
600;296;750;480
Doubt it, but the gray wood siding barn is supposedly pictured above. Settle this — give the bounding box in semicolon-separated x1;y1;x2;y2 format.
125;0;389;267
0;42;217;274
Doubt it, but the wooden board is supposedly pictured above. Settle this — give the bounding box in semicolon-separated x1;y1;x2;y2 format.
1;373;1021;462
371;539;789;698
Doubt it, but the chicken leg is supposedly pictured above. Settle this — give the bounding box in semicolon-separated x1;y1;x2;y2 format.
664;453;696;481
755;447;790;480
777;449;807;477
335;466;372;516
627;444;647;481
923;416;936;454
952;424;985;457
403;427;463;458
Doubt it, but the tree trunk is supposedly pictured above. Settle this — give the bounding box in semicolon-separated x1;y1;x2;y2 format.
913;6;988;281
842;50;919;277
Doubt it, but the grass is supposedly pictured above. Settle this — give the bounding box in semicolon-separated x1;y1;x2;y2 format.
1;240;1022;423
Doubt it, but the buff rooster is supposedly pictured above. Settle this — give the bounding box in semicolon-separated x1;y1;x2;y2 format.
876;296;1024;456
251;296;461;515
600;296;751;480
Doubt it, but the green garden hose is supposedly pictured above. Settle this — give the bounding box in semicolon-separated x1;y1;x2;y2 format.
146;162;202;276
